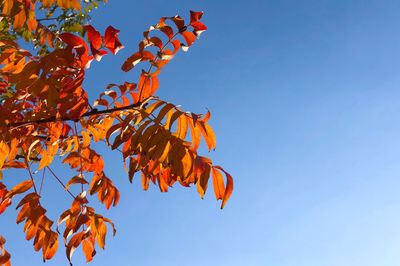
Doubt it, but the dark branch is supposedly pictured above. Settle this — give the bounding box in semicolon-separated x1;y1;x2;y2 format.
46;167;75;199
36;17;58;22
16;155;40;162
7;97;154;129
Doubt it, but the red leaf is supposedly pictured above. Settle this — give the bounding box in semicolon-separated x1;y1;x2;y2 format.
104;26;124;55
189;10;207;34
159;25;174;39
92;47;108;62
59;33;88;51
84;25;108;61
84;25;102;50
171;15;185;31
191;21;207;32
190;11;204;24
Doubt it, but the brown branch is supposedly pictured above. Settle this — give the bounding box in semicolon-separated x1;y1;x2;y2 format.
7;97;154;129
46;167;75;199
36;17;58;22
39;168;46;195
16;155;40;162
25;159;38;194
36;135;83;140
73;122;84;193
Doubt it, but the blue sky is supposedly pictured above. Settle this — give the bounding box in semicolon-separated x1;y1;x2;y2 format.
3;0;400;265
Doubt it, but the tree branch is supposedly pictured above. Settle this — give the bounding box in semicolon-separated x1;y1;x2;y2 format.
46;167;75;199
36;17;58;22
16;154;40;162
7;97;154;129
25;160;38;194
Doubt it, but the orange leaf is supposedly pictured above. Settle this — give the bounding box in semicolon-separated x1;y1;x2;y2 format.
213;166;233;209
6;180;33;198
198;122;217;151
0;198;11;215
187;117;201;150
0;248;10;265
0;142;10;169
2;0;13;15
16;192;39;209
13;9;26;30
181;31;196;46
95;221;107;249
66;232;84;262
211;167;224;200
65;175;88;190
43;232;58;260
82;239;96;263
121;51;155;72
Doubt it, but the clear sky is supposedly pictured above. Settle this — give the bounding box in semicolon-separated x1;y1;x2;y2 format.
3;0;400;265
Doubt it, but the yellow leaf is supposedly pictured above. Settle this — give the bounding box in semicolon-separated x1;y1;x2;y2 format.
27;139;41;162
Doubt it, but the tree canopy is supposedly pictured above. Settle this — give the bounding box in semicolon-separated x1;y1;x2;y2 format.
0;0;233;264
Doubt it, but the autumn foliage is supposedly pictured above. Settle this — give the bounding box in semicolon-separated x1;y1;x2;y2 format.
0;0;233;264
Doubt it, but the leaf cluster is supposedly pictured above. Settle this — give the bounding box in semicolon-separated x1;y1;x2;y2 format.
0;1;233;265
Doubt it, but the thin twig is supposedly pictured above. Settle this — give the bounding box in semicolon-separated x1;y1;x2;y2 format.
16;154;40;162
74;122;84;193
25;158;38;194
36;17;58;22
46;166;75;199
39;168;46;195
